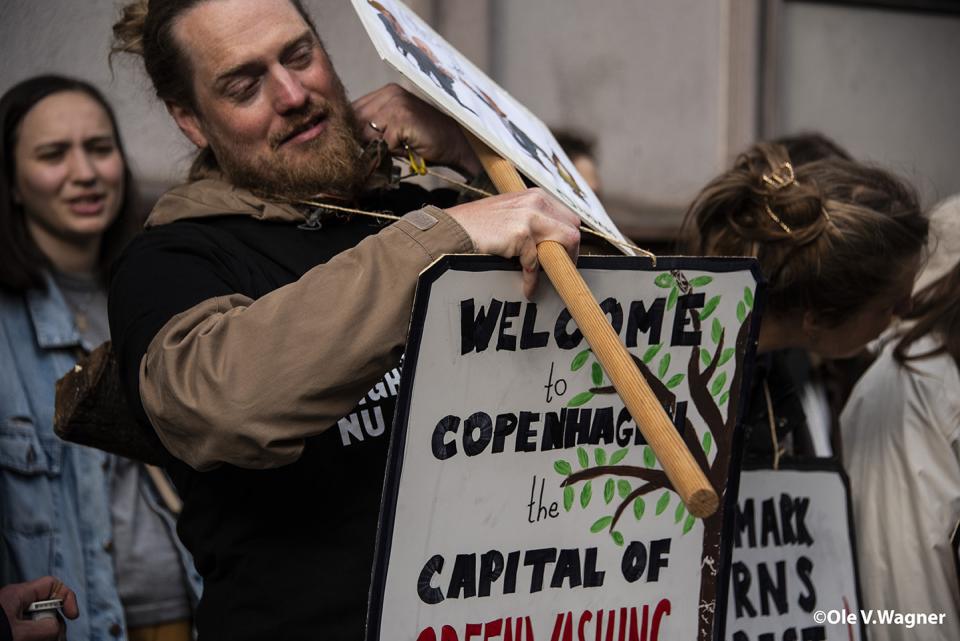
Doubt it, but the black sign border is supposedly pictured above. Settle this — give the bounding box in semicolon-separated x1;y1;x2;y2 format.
952;517;960;605
366;254;767;641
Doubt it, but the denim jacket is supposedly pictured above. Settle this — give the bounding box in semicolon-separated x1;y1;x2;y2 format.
0;273;200;640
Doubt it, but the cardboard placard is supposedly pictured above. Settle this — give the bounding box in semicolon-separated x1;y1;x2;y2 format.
351;0;630;252
725;461;865;641
368;256;764;641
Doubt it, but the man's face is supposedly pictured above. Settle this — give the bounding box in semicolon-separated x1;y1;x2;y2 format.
171;0;365;199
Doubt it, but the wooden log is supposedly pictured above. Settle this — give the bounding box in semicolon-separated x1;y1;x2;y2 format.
465;132;718;518
55;342;172;467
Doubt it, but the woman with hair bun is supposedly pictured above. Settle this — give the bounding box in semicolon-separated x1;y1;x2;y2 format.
683;142;928;464
0;75;199;641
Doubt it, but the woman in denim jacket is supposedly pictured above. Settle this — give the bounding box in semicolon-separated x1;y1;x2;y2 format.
0;76;200;641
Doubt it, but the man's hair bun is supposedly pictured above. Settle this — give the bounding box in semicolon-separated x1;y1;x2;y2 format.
111;0;149;57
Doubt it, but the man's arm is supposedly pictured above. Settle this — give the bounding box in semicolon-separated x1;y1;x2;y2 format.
115;188;577;472
112;207;473;471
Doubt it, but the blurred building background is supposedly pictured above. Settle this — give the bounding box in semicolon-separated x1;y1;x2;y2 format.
2;0;958;244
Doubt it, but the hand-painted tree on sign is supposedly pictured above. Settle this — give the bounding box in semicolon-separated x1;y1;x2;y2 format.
554;270;755;641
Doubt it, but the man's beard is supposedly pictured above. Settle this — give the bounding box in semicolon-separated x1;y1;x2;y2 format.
210;93;367;202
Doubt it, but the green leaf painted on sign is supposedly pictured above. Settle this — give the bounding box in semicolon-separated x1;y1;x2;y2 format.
719;390;730;406
610;448;629;465
577;447;589;468
604;479;614;504
711;318;723;344
634;497;646;520
655;492;670;515
700;295;721;321
701;348;711;366
718;348;735;366
736;301;746;323
658;353;671;379
591;362;603;386
744;287;754;309
581;481;593;508
666;373;685;389
654;273;674;288
642;343;663;363
667;286;678;312
568;391;593;407
690;275;713;288
675;500;686;524
571;349;590;371
591;516;613;533
643;446;656;468
612;531;625;546
595;448;607;466
683;514;696;535
702;431;713;455
711;371;728;396
563;486;574;512
554;460;572;475
618;480;632;499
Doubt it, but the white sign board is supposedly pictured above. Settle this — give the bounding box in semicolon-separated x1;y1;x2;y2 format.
368;256;764;641
725;464;865;641
351;0;631;252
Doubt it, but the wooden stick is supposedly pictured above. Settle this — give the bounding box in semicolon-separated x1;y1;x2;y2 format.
465;132;718;518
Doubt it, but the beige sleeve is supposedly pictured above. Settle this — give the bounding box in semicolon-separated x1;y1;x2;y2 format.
139;207;474;471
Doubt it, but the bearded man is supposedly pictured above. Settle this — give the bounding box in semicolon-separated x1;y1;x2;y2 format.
108;0;580;638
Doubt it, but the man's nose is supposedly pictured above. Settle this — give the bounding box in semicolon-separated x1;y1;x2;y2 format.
271;67;308;113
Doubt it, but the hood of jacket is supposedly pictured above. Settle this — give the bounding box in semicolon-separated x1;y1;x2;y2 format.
146;178;306;228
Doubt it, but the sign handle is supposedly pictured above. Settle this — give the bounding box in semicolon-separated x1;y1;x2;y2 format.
465;132;719;518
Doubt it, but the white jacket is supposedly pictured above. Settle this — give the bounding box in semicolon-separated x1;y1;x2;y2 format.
842;336;960;641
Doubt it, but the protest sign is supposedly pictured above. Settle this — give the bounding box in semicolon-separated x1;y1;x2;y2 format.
351;0;630;251
725;462;865;641
367;256;764;641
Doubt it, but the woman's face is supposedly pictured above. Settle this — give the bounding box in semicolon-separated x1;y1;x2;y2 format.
805;253;922;359
13;91;124;247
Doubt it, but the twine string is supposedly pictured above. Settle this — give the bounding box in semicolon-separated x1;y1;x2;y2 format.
278;152;658;262
763;379;785;471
